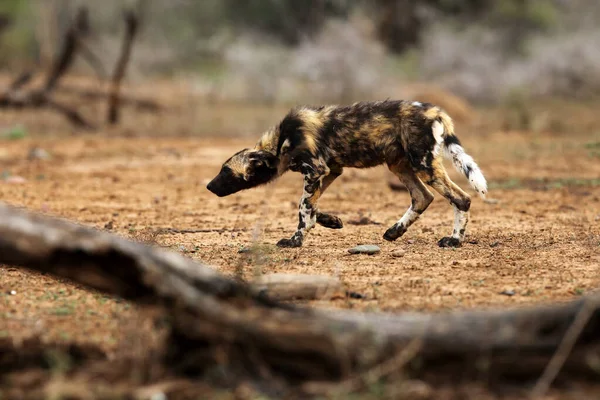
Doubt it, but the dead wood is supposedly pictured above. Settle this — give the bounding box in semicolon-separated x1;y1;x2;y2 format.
43;7;88;94
0;337;105;373
77;41;108;81
156;227;243;234
0;7;94;130
107;9;140;124
8;71;35;91
0;91;93;130
0;202;599;389
58;85;161;111
0;4;159;130
252;274;344;301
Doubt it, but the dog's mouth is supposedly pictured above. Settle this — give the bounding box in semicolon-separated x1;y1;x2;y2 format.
207;180;232;197
206;175;248;197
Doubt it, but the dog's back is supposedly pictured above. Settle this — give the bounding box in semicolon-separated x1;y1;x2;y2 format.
277;100;449;170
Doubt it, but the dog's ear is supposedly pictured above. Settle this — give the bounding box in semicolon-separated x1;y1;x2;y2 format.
248;151;278;169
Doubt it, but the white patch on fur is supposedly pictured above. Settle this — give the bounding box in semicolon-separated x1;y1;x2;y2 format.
298;176;323;233
395;207;420;229
412;101;423;107
432;120;444;145
280;139;291;153
444;143;488;198
451;206;469;240
299;198;315;231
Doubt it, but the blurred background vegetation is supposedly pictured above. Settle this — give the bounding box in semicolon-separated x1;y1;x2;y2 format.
1;0;599;105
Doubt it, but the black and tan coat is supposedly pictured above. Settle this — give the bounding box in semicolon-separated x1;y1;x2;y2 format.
207;100;487;248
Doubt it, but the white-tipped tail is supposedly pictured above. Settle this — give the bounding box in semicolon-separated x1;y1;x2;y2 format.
444;143;488;199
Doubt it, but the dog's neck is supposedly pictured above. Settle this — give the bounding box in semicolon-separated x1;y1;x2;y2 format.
254;126;292;177
254;126;280;155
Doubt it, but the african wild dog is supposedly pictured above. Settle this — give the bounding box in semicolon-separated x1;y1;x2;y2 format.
207;100;487;248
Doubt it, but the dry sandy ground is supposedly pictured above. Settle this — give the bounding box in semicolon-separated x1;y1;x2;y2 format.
1;129;599;336
1;127;599;398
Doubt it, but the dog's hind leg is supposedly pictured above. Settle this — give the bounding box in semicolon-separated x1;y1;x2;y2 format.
383;162;434;242
316;168;344;229
417;158;471;248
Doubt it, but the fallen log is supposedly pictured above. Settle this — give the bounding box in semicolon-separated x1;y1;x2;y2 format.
252;274;344;301
0;202;598;392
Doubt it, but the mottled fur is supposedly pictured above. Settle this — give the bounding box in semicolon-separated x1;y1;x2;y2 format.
207;100;487;248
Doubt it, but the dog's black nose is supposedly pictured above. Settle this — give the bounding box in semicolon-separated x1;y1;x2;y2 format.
206;181;215;193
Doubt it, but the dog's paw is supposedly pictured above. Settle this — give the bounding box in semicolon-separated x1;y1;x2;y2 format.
383;224;405;242
276;237;303;248
438;237;462;248
316;212;343;229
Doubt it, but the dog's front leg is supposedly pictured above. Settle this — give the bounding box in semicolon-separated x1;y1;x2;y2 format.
277;173;324;248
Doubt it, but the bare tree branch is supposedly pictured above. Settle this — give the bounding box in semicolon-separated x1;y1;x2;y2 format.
43;7;88;94
0;6;94;130
9;71;35;91
57;85;160;111
108;9;140;124
77;40;108;81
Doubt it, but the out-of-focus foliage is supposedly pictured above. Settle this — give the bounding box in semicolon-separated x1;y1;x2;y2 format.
1;0;599;103
222;0;352;46
0;0;35;66
364;0;559;54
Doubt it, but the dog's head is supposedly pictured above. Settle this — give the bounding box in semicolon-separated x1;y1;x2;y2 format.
207;149;279;197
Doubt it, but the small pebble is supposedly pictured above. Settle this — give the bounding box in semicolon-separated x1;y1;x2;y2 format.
490;241;501;248
407;239;415;244
391;249;406;258
10;290;16;295
500;289;516;296
348;245;380;255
